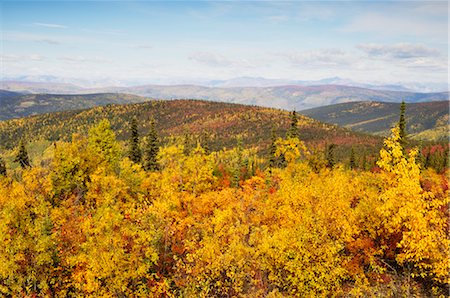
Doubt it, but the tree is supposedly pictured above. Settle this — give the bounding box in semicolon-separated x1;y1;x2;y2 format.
143;119;159;171
232;137;244;188
286;111;299;139
376;126;450;284
326;144;336;169
200;132;210;155
349;147;356;170
14;139;31;168
398;100;407;150
88;119;121;167
0;156;6;176
361;153;367;171
274;137;309;165
269;128;277;168
128;118;141;164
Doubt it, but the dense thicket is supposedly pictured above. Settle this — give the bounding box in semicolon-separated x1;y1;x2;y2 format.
0;120;448;297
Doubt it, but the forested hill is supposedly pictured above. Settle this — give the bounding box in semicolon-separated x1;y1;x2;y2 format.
0;99;380;153
1;84;449;116
301;100;449;141
0;91;149;121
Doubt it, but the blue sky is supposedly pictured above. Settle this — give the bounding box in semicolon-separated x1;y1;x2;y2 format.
1;1;448;86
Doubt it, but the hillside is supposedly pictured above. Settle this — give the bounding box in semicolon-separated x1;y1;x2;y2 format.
301;101;449;141
0;99;380;158
0;91;149;121
1;82;448;112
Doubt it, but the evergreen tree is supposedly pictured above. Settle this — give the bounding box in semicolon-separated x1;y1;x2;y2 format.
200;132;210;155
14;140;31;168
233;137;243;188
326;144;336;169
128;118;141;163
0;156;6;176
399;100;407;150
143;119;159;171
183;132;192;155
424;151;430;169
286;111;299;139
269;129;277;168
361;154;367;171
349;147;356;170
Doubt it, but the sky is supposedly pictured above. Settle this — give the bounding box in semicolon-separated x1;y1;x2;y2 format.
1;1;448;87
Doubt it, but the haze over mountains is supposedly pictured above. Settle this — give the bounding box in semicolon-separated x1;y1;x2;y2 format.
2;76;448;92
1;79;448;113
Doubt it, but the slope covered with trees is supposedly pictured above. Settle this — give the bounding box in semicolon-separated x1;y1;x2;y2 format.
301;100;449;141
0;118;448;297
0;92;149;120
0;99;381;165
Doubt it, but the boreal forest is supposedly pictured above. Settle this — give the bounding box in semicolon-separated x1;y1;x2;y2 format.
0;99;448;297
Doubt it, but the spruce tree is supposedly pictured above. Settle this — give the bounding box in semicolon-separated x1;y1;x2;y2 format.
0;156;6;176
233;137;243;188
200;132;210;155
143;119;159;171
286;111;299;139
269;128;277;168
362;154;367;171
349;147;356;170
14;139;31;168
183;132;191;155
399;100;407;150
326;143;336;169
128;118;141;163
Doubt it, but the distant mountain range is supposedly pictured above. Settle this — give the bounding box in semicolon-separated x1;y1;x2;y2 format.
301;101;449;141
1;81;448;112
2;75;448;92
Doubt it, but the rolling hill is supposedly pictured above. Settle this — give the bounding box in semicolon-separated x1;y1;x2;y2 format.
0;91;149;121
0;99;381;160
301;101;449;141
1;81;448;112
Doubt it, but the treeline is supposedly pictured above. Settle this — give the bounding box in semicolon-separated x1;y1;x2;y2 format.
0;113;448;297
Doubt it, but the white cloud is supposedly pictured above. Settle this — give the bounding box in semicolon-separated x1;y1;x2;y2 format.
131;44;153;49
282;49;353;68
1;54;46;62
80;28;124;36
340;11;446;39
3;31;65;45
189;51;262;69
33;22;67;29
357;43;441;59
189;52;234;67
59;56;111;63
356;43;446;72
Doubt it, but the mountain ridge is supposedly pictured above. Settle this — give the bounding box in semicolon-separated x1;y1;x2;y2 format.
3;75;448;92
1;82;448;112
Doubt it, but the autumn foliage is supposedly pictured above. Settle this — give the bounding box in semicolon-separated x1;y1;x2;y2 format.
0;121;448;297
